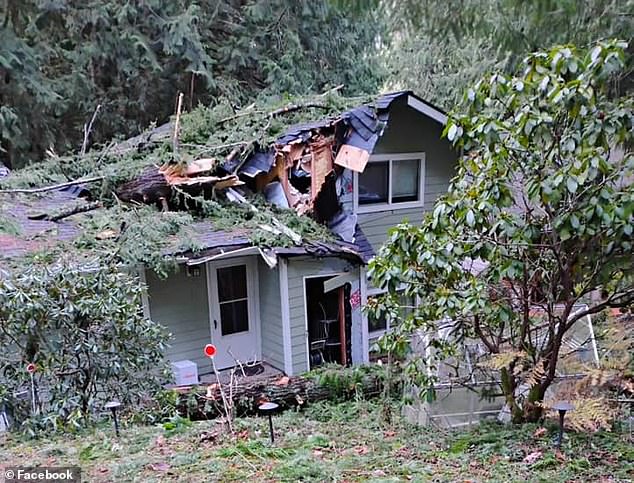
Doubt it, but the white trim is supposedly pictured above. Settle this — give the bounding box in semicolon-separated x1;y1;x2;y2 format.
279;259;293;374
407;95;448;125
353;152;426;214
323;271;357;293
138;266;151;319
187;247;260;265
302;271;345;371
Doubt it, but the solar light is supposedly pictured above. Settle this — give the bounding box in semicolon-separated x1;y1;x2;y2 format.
552;400;574;448
258;402;279;444
105;400;122;437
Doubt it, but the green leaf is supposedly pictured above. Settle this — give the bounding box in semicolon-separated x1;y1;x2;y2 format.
566;177;578;193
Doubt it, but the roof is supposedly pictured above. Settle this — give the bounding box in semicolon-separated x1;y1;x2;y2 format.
0;190;81;259
1;90;441;268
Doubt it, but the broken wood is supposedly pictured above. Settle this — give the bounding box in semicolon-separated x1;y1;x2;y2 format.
80;104;102;156
175;371;384;421
173;92;185;162
0;176;103;194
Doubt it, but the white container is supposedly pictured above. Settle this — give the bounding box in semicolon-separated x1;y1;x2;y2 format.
171;360;199;386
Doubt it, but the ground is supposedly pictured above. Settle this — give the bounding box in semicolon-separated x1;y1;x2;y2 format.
2;401;632;482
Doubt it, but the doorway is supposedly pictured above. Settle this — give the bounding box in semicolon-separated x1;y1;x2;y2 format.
305;276;352;369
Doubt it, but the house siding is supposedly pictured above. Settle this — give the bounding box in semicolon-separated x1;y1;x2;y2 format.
357;97;457;252
286;256;358;375
257;259;285;371
145;265;211;373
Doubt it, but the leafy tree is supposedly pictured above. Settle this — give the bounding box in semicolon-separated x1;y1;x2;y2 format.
0;0;383;168
369;40;633;423
0;261;170;433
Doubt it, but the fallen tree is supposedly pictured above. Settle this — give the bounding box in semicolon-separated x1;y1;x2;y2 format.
173;365;393;421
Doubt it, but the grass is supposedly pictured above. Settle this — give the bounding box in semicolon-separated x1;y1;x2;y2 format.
1;400;632;482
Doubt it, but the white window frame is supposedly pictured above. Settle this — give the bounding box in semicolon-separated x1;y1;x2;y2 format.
353;152;426;214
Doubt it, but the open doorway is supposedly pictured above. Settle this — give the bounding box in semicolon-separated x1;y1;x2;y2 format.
305;276;352;369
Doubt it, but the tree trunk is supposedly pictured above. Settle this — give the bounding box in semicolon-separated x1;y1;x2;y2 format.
116;168;172;205
175;372;384;421
523;384;546;422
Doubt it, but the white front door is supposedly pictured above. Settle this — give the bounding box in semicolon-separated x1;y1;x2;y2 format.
207;258;259;370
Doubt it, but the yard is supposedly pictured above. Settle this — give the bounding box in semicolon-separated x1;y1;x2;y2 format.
2;400;632;482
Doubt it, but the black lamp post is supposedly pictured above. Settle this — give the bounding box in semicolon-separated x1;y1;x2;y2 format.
552;401;574;448
105;400;122;437
258;402;279;444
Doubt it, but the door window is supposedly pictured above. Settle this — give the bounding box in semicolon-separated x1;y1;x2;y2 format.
216;265;249;335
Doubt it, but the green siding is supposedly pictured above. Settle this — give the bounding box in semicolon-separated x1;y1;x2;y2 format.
146;265;211;372
358;96;457;252
286;257;355;374
258;260;285;371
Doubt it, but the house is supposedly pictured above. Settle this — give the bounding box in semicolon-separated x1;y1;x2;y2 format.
0;90;457;378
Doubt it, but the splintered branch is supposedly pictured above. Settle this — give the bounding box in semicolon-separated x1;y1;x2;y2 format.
80;104;102;156
172;92;185;162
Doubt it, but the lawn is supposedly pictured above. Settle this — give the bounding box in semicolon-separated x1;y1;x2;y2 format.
2;401;632;482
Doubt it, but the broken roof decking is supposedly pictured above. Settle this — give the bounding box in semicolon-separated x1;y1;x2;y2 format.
1;90;444;266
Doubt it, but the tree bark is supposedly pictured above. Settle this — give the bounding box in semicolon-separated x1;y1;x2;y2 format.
175;372;384;421
116;168;172;205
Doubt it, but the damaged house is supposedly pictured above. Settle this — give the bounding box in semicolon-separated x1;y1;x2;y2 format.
0;91;457;379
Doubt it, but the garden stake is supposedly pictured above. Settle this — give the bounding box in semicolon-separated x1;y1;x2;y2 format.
259;402;279;444
105;401;122;437
552;401;574;448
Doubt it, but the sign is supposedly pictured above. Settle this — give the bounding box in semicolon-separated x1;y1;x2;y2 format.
204;344;217;358
26;363;36;374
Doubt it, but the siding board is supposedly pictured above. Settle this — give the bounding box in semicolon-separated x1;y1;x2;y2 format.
146;266;211;372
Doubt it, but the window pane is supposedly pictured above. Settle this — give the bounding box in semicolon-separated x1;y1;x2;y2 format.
358;161;388;205
220;300;249;335
217;265;247;302
368;291;415;333
391;159;420;203
368;311;388;332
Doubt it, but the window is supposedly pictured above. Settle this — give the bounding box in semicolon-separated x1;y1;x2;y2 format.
367;290;415;335
216;265;249;335
356;153;425;212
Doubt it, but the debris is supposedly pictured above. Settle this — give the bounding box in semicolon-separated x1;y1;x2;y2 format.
328;211;357;243
275;376;290;386
264;182;289;209
334;144;370;172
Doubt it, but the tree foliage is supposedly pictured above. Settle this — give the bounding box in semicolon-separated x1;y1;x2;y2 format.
369;40;633;423
0;0;383;168
381;0;634;109
0;261;170;434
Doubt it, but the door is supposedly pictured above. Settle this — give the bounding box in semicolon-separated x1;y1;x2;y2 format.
207;258;259;369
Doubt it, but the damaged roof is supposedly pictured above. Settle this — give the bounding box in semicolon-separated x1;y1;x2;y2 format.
1;90;445;267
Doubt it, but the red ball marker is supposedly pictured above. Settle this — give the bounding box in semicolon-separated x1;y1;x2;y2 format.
204;344;217;358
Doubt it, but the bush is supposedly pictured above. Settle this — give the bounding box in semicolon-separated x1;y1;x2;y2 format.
0;260;171;434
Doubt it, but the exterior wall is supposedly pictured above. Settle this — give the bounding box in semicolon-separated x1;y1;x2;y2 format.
286;256;363;374
145;265;211;372
257;259;285;371
357;97;457;252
